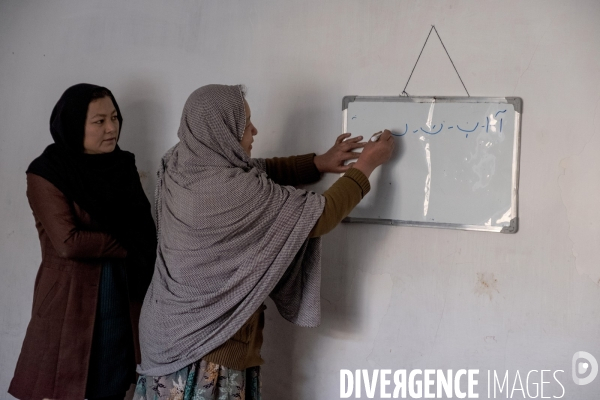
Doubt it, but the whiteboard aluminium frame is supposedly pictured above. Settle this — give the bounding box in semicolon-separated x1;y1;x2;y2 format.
342;96;523;233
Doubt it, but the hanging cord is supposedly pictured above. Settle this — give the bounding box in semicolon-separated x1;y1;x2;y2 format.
402;25;470;97
401;26;434;97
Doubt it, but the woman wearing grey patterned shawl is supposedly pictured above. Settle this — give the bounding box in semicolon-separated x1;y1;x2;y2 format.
134;84;394;400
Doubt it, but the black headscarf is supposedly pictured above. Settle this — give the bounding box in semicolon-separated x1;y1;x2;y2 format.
27;83;157;301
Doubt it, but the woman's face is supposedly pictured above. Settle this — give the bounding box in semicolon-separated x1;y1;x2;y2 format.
240;99;257;157
83;96;119;154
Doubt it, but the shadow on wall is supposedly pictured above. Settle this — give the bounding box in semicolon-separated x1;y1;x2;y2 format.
264;225;392;398
116;78;168;211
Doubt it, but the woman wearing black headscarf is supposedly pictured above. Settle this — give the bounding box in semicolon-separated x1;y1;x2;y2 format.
8;84;157;400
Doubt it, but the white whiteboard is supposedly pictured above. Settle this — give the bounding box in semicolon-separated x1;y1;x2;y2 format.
343;96;522;233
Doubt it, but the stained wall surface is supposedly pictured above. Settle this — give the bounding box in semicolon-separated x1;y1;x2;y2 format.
1;1;600;399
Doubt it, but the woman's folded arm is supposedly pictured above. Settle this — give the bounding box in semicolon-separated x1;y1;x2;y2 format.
26;173;127;259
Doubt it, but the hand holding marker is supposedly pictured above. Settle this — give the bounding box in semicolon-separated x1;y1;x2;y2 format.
370;131;384;142
352;129;395;178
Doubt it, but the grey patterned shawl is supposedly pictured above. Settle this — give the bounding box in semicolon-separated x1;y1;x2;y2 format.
137;85;325;376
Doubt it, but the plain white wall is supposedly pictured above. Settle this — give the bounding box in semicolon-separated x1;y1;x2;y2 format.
1;1;600;399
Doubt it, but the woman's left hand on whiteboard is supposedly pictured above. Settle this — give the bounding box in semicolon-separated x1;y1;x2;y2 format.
314;133;365;173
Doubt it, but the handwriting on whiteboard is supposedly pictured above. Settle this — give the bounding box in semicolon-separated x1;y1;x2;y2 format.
387;110;507;138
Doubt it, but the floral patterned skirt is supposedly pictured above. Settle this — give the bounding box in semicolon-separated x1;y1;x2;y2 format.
133;360;261;400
